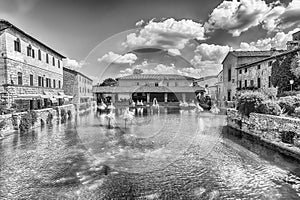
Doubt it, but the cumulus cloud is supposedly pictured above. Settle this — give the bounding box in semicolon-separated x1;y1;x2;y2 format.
123;18;206;50
98;52;138;65
239;27;300;50
205;0;300;36
63;58;86;70
167;49;181;56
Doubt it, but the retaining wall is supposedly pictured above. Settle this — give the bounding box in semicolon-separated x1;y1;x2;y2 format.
227;109;300;161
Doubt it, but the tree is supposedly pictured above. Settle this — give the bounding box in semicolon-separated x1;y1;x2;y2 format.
271;52;300;94
133;68;143;74
99;78;117;86
291;55;300;78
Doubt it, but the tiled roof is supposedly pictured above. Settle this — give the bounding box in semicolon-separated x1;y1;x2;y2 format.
93;85;205;93
63;67;93;81
231;50;274;57
117;74;195;80
236;48;300;69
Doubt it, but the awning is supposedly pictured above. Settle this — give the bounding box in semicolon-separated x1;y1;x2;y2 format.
15;94;41;99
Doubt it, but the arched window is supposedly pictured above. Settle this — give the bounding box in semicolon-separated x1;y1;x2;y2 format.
14;38;21;52
27;45;32;56
17;72;23;85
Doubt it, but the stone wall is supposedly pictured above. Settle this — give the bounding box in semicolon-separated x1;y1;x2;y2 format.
0;104;76;137
227;109;300;160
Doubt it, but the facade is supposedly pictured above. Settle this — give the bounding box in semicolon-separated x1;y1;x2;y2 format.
93;74;205;104
222;50;283;102
236;48;300;96
63;67;93;105
216;70;224;106
0;20;68;111
287;31;300;50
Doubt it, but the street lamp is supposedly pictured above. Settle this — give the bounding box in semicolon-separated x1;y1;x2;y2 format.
290;79;294;91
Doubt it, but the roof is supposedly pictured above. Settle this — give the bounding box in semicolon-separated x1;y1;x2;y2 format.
117;74;195;81
236;48;300;69
195;75;218;82
221;50;277;64
93;85;205;93
63;67;93;81
0;19;65;58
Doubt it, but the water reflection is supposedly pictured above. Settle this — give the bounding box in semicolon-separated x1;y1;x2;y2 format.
0;108;299;199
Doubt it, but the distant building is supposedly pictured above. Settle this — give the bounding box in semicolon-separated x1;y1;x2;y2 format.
215;70;224;106
287;31;300;50
63;67;93;105
194;75;218;100
222;50;283;103
93;74;205;104
236;47;300;96
0;19;68;111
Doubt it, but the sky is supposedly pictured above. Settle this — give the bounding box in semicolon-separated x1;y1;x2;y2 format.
0;0;300;83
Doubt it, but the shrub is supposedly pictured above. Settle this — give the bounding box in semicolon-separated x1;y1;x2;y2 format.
277;90;300;97
61;109;67;123
46;112;53;124
237;91;267;117
19;111;38;132
277;96;300;115
257;100;281;116
281;131;296;144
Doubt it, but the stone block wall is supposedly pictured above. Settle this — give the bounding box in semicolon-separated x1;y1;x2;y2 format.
227;109;300;159
0;104;76;137
63;68;78;104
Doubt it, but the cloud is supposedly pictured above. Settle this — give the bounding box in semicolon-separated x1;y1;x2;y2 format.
63;58;86;70
167;49;181;56
205;0;269;36
205;0;300;36
123;18;205;50
238;27;300;50
98;52;137;65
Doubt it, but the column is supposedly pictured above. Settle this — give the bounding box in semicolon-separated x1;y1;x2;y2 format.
147;93;150;103
164;93;168;103
111;94;116;103
182;93;186;102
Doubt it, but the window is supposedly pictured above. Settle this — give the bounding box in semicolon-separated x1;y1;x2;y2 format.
27;45;32;56
32;49;35;58
17;72;22;85
239;80;242;88
49;78;51;88
166;82;169;86
239;69;242;74
244;80;247;88
42;77;44;87
30;74;34;86
136;82;139;86
257;77;261;88
268;76;271;88
58;60;60;68
155;82;159;87
80;87;81;93
268;61;272;66
46;54;49;63
52;57;55;66
232;79;235;83
228;68;231;82
250;80;254;86
38;50;41;60
53;80;56;88
245;68;247;73
58;80;61;88
14;38;21;52
257;65;261;70
175;82;178;87
38;76;42;87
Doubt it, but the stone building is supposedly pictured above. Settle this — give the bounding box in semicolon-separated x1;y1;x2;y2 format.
0;19;68;111
93;74;205;105
216;70;224;106
236;48;300;96
63;67;93;105
221;50;283;102
287;30;300;50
